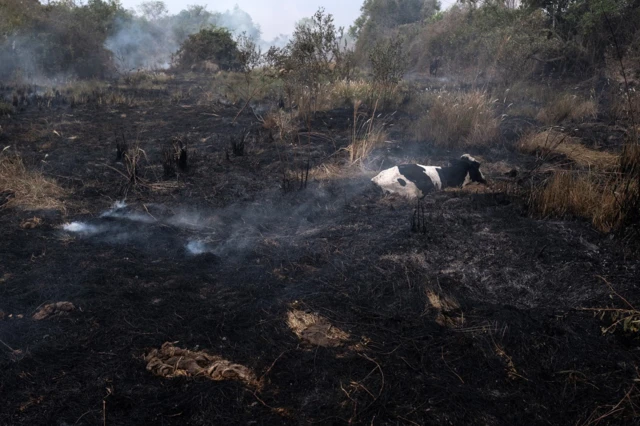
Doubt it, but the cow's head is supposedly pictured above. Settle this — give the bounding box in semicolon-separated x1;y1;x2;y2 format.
460;154;487;185
448;154;487;187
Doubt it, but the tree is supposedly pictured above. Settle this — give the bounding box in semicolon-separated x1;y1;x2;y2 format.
137;0;167;21
174;27;240;71
369;35;407;85
350;0;441;38
235;32;262;72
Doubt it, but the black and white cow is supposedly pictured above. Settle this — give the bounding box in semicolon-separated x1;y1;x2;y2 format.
371;154;487;199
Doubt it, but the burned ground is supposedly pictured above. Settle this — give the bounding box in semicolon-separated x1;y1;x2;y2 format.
1;76;639;425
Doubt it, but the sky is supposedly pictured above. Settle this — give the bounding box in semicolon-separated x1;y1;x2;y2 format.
118;0;458;41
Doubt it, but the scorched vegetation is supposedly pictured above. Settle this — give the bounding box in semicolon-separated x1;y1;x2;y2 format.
1;0;640;425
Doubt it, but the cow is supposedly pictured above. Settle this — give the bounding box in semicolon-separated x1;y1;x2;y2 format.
371;154;487;199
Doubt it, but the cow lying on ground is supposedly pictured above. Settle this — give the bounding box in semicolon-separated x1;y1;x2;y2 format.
371;154;487;199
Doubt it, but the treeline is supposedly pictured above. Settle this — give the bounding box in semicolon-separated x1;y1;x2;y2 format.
352;0;640;82
0;0;263;80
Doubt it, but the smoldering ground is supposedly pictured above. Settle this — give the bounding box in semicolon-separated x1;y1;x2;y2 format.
62;177;374;261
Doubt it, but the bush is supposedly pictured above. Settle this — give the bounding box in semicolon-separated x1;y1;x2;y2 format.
0;0;124;80
174;27;240;71
264;8;353;117
368;35;407;86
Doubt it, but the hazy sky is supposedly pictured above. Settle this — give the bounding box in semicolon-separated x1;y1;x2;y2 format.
119;0;458;40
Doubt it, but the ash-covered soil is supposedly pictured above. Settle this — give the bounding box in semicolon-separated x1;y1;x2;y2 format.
1;76;639;425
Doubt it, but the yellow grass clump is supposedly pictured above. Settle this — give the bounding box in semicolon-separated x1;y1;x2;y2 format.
0;152;65;211
519;130;619;170
531;171;620;232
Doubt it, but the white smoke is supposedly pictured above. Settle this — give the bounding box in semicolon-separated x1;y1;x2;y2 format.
186;240;214;255
59;177;372;259
105;5;266;73
99;200;155;223
63;222;103;235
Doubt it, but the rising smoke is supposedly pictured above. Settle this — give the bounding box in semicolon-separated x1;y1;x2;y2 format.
0;2;287;82
62;178;373;260
105;4;273;73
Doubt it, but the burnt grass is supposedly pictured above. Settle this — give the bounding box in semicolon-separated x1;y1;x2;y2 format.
1;75;639;426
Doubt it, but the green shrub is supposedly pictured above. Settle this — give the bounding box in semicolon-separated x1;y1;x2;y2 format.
173;27;240;71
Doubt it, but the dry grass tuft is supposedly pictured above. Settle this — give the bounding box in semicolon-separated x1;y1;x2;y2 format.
425;289;464;328
144;342;260;389
261;110;298;141
0;152;65;211
344;100;388;165
530;171;621;233
414;90;500;149
326;79;409;110
610;91;640;122
519;130;619;170
287;309;350;347
536;93;597;125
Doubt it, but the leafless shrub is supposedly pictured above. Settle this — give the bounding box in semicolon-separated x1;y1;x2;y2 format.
162;138;189;178
115;131;128;161
282;158;310;193
162;148;177;178
230;130;248;157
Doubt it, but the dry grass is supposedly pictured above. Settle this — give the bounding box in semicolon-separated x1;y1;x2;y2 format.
344;100;388;165
425;289;464;328
414;90;500;149
326;79;409;110
144;342;260;389
536;93;598;125
500;82;556;118
529;130;640;233
286;308;350;347
261;110;298;141
519;130;619;170
215;71;282;105
31;80;138;107
609;90;640;123
531;171;620;232
121;70;173;89
0;151;65;211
